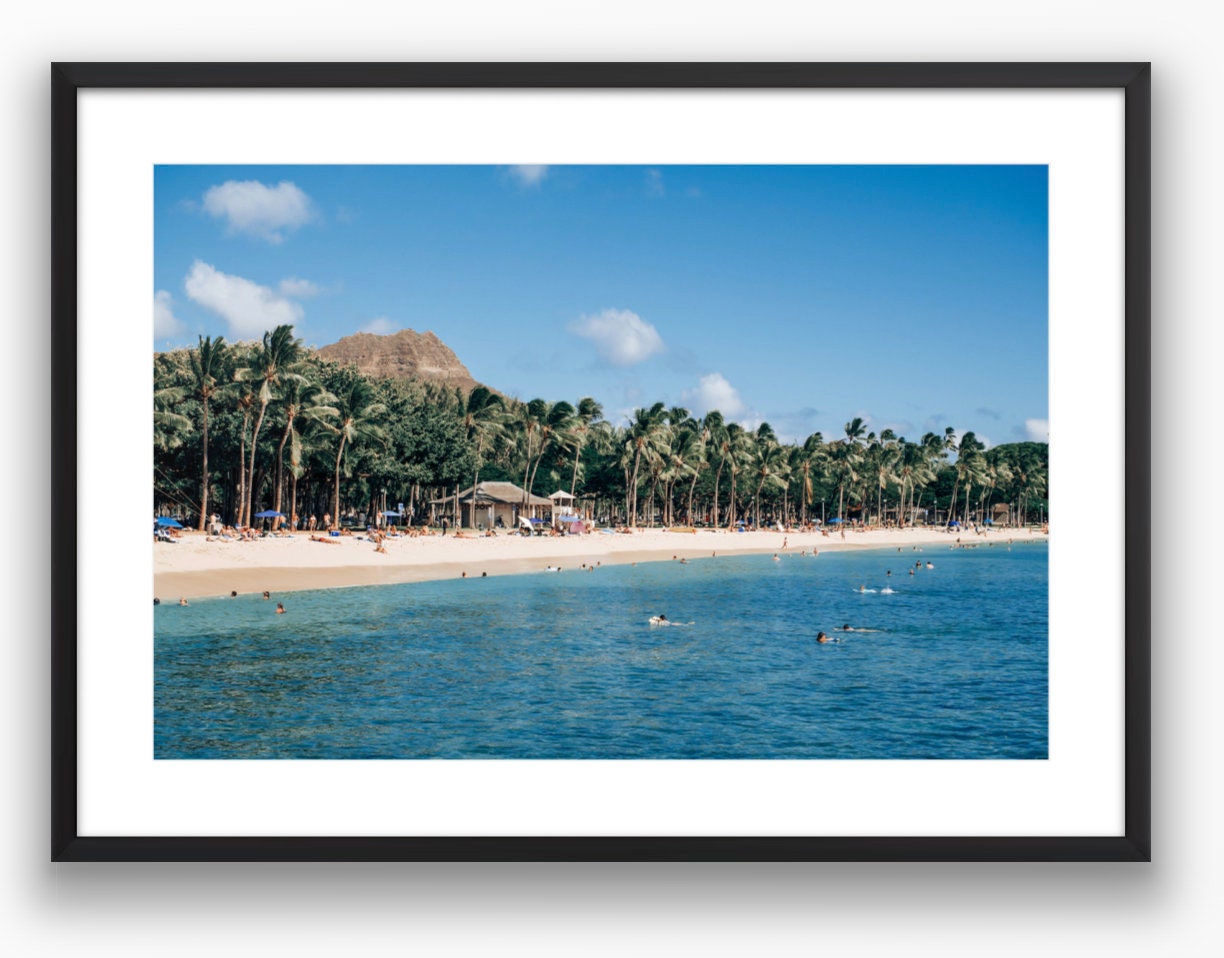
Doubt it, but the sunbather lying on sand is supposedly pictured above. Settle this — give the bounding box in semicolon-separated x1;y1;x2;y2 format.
309;534;341;545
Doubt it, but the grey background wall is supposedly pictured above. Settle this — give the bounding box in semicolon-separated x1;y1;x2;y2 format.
3;3;1216;955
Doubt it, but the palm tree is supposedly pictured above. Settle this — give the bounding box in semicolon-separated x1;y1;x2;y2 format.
526;400;576;506
978;451;1014;526
750;423;786;528
831;417;868;522
679;419;709;525
272;377;337;528
568;397;604;498
869;428;898;526
946;431;984;527
514;399;546;514
958;434;988;524
235;325;304;525
626;402;667;527
794;431;824;525
323;377;387;527
723;422;752;528
232;374;256;528
704;411;729;528
459;385;505;527
153;386;192;452
187;335;228;530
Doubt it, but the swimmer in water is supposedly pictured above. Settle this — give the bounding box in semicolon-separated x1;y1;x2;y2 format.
881;586;895;594
926;562;934;569
545;565;561;572
909;568;915;575
276;602;286;614
816;631;830;643
262;591;270;600
773;554;780;561
178;598;188;606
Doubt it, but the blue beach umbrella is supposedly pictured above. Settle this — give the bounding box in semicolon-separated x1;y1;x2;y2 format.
155;516;183;528
254;510;285;519
828;517;844;524
948;520;960;527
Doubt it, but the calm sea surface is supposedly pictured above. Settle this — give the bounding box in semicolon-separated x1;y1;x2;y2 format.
155;541;1048;759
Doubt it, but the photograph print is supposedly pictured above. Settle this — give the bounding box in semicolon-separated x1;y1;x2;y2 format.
151;163;1050;760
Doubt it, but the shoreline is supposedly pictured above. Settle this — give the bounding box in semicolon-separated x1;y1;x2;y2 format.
154;526;1047;600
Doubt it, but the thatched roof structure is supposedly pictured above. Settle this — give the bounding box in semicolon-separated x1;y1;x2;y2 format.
429;481;552;507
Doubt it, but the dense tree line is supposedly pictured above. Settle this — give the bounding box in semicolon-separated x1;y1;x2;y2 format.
154;325;1049;531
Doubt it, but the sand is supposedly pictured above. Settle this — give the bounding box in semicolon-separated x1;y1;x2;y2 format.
154;525;1044;599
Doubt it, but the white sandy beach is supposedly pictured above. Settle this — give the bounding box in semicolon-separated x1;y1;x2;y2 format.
154;525;1045;599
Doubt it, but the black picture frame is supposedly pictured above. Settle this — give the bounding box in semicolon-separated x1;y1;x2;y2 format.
51;61;1151;862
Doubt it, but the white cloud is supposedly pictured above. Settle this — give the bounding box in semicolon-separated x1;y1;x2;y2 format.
201;180;315;243
683;372;745;417
360;317;398;335
184;261;302;340
1025;417;1050;442
508;165;549;187
278;277;320;298
569;308;665;366
646;168;665;196
153;290;184;340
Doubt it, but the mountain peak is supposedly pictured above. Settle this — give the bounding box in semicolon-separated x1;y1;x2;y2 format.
315;329;480;392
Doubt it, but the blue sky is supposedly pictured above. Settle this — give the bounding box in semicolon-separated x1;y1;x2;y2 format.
154;164;1048;446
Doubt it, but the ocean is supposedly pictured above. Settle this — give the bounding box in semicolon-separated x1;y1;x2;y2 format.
154;540;1048;759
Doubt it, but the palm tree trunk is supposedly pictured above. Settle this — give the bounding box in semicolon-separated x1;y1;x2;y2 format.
569;444;582;498
273;413;293;530
629;446;642;527
687;472;699;526
290;470;299;531
237;410;250;527
197;400;210;531
245;400;269;527
712;458;725;528
332;436;347;529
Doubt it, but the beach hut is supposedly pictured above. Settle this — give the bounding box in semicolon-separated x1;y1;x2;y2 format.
430;481;553;530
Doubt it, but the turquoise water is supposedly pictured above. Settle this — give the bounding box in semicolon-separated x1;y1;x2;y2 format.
154;541;1047;759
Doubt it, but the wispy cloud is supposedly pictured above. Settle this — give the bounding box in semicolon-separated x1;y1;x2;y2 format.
1024;417;1050;442
569;308;665;366
975;406;1001;420
360;317;398;335
201;180;315;243
153;290;185;340
184;261;302;340
683;372;745;417
278;277;320;298
507;165;549;188
646;169;665;197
